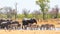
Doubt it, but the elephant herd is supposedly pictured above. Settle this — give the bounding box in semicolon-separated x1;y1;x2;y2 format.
0;18;55;30
40;24;55;30
22;18;55;30
0;19;21;30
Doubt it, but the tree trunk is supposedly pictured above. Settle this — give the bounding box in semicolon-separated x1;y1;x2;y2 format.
55;12;58;18
15;13;17;20
43;10;45;20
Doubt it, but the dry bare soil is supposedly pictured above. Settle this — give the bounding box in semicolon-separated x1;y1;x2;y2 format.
0;30;60;34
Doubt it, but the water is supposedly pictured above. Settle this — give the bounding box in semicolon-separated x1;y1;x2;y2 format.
0;27;60;30
55;27;60;30
18;27;60;30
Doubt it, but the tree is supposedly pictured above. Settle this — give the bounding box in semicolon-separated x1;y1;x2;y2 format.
55;5;59;18
32;10;41;21
3;7;13;19
36;0;50;20
22;9;30;18
12;9;17;19
49;5;59;19
15;3;18;20
0;7;18;19
0;8;3;18
48;8;55;18
0;7;16;19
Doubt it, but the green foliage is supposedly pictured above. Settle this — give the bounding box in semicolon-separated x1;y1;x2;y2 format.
17;14;34;19
57;14;60;18
47;14;52;19
27;14;33;18
17;14;25;19
0;13;60;19
22;9;30;18
36;0;50;20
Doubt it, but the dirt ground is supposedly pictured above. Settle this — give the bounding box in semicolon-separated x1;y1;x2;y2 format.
0;30;60;34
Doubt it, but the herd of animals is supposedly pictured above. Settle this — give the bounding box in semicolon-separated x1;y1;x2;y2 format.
0;18;55;30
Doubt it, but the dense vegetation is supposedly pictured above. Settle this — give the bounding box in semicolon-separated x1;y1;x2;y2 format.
0;0;59;21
